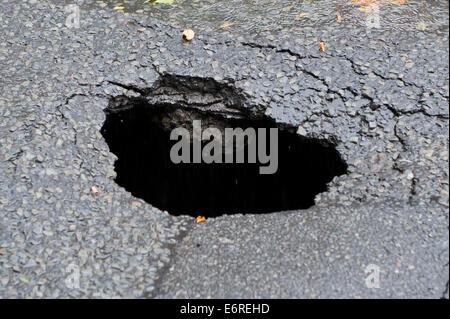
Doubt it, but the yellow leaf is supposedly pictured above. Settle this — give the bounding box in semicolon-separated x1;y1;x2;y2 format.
417;21;426;31
20;277;29;284
150;0;175;4
296;12;309;19
113;6;125;10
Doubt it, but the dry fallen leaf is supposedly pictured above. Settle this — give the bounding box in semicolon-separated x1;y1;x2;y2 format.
195;216;206;223
296;12;309;19
351;0;407;5
337;14;343;22
219;23;233;29
318;42;326;52
351;0;381;5
145;0;175;4
91;186;99;196
395;261;401;267
182;29;195;41
438;177;444;187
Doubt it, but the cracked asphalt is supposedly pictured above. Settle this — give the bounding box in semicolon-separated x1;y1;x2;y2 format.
0;0;448;298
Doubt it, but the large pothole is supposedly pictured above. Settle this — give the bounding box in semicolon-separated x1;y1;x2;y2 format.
101;93;347;217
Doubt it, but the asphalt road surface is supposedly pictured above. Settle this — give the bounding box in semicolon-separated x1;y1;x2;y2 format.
0;0;448;298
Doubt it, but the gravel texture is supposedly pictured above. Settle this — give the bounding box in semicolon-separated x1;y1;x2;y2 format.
0;0;448;298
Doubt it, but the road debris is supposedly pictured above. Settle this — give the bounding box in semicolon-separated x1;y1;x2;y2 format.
195;216;206;223
318;41;326;52
91;186;99;196
296;12;309;19
219;23;233;29
182;29;195;41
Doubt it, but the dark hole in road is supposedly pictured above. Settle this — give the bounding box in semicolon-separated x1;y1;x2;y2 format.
101;97;347;217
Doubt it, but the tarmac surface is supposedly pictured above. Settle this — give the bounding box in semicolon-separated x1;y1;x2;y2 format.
0;0;448;298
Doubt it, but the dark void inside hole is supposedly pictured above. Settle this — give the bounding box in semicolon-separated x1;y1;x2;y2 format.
101;100;347;217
